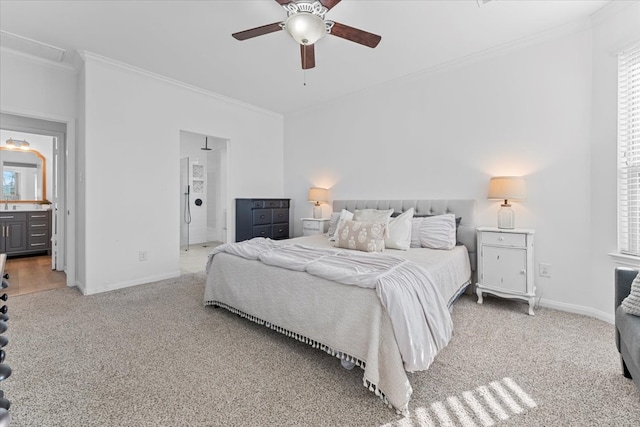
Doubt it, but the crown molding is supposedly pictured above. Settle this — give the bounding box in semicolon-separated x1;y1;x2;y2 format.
0;46;77;73
590;0;638;27
77;51;283;120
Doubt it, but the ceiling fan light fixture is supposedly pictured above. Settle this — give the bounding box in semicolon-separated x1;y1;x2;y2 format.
285;12;327;45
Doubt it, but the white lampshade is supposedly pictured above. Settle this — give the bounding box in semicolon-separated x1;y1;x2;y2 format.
488;176;526;229
488;176;526;202
308;187;328;205
285;12;327;45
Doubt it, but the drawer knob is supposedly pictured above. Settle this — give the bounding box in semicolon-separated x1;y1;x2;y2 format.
520;270;526;275
260;215;265;219
498;236;504;241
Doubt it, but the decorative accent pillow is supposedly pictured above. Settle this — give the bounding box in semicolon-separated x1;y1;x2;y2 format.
410;215;462;248
385;208;414;250
353;209;394;237
414;214;457;250
335;220;386;252
326;212;341;237
328;209;353;241
621;272;640;316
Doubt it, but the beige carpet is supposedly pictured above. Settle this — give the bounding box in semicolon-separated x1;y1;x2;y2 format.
4;272;640;426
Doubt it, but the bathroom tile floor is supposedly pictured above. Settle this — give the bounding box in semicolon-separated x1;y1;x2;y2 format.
180;241;222;274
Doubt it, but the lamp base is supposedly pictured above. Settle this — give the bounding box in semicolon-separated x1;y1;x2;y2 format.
497;204;515;229
313;205;322;219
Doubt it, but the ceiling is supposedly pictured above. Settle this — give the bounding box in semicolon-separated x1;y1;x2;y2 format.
0;0;612;114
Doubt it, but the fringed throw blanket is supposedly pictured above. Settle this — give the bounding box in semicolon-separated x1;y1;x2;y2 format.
204;237;453;414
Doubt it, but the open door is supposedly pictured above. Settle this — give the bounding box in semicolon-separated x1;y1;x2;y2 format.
50;133;65;271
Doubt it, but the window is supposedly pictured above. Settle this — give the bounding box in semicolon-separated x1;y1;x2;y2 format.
618;42;640;257
2;170;19;201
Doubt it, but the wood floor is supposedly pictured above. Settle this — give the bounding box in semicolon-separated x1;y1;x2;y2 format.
4;254;66;297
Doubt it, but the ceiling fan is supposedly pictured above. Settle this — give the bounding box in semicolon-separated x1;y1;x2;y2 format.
232;0;382;70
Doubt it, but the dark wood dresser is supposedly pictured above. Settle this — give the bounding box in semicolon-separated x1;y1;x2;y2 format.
235;198;290;242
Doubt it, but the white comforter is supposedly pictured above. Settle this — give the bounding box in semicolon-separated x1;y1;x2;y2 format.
207;238;453;372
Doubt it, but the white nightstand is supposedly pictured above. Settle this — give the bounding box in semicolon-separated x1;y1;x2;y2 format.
476;227;536;315
301;218;330;236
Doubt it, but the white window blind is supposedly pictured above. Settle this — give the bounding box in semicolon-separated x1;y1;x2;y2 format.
618;42;640;257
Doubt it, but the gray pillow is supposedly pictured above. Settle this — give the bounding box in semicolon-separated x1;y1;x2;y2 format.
621;272;640;316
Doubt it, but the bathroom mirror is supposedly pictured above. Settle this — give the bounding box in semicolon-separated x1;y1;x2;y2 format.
0;147;46;202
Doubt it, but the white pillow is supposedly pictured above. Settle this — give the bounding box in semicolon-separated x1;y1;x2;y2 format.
418;214;456;250
385;208;414;250
410;217;423;248
329;209;353;241
326;212;341;237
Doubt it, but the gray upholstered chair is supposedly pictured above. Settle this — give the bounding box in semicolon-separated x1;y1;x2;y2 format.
615;267;640;391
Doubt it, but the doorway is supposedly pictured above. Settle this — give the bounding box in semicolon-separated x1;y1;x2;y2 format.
0;113;68;295
179;131;228;273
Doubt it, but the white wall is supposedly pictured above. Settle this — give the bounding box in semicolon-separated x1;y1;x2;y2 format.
0;48;78;286
284;26;600;317
80;52;284;294
589;2;640;317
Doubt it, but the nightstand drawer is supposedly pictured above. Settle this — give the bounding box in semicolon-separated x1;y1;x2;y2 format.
303;221;320;231
482;231;526;247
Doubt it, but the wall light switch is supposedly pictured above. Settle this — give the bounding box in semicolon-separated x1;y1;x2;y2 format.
139;251;148;262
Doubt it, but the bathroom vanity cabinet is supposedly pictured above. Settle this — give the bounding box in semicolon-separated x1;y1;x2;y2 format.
0;210;51;256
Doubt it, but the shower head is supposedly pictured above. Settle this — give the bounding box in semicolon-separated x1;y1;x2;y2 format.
201;136;212;151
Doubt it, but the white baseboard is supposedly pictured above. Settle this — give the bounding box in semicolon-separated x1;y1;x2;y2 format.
81;271;182;295
538;298;614;325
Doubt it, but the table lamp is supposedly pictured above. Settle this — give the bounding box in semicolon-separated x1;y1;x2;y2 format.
488;176;526;229
308;187;328;219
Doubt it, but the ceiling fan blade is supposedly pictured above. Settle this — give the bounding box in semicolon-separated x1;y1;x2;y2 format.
232;22;283;41
273;0;291;5
300;44;316;69
329;21;381;48
318;0;342;10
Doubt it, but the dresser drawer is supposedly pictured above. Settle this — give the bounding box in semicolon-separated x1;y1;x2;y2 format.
252;225;271;238
253;209;272;225
264;200;281;209
272;208;288;224
482;231;526;247
271;224;289;240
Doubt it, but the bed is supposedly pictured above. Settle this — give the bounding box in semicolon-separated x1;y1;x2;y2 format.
204;199;476;414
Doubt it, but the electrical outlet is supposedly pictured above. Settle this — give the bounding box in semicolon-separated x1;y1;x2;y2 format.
139;251;148;262
539;263;551;278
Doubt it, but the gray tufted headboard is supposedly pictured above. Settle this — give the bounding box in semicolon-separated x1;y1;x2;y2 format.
332;199;477;270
